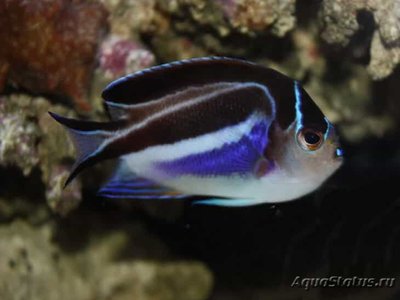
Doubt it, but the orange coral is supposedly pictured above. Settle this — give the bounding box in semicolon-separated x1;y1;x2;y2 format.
0;0;108;111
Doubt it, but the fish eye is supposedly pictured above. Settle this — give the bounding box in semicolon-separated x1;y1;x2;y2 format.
297;128;324;151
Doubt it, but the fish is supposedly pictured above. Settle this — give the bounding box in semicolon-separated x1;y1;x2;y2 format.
49;57;343;206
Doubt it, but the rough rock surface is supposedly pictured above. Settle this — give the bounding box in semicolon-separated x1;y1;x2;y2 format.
0;220;213;300
160;0;296;37
321;0;400;79
0;95;80;215
91;34;155;109
0;0;109;111
101;0;169;38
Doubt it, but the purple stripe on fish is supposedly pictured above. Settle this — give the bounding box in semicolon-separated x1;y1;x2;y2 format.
105;179;157;189
156;121;270;177
100;188;168;194
98;193;189;200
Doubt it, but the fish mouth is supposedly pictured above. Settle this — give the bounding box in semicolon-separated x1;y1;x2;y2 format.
334;147;344;162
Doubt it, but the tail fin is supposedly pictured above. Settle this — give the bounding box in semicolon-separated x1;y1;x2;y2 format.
49;112;120;187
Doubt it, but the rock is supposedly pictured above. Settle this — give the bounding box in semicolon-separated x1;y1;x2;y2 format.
89;34;156;113
0;94;82;215
0;220;213;300
216;0;296;36
0;0;109;111
368;30;400;80
99;35;155;81
0;96;41;176
98;261;212;300
320;0;400;79
101;0;169;38
161;0;296;37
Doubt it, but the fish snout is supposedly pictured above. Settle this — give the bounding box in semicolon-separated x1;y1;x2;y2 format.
334;147;344;164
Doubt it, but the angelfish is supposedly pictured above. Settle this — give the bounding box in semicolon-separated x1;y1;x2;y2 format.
50;57;343;206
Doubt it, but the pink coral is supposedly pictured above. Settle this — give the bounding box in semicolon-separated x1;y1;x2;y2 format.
99;35;155;80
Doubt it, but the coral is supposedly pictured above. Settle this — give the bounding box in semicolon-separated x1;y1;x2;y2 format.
37;99;83;215
0;97;40;176
305;66;395;142
216;0;296;36
160;0;296;37
45;164;82;216
146;0;297;61
101;0;169;38
150;32;208;61
90;34;155;111
89;1;160;109
321;0;400;79
320;0;361;46
368;30;400;80
0;94;81;215
0;220;213;300
0;0;109;111
160;0;230;36
282;28;395;141
98;35;155;80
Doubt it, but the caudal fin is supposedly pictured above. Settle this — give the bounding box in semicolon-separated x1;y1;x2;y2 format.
49;112;119;187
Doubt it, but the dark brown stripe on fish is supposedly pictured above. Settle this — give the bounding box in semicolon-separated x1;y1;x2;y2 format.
102;83;274;158
106;82;239;123
102;57;297;129
294;82;328;133
52;82;276;186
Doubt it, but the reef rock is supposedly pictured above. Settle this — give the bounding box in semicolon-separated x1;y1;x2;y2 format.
0;96;41;176
90;34;155;113
101;0;169;38
0;0;109;111
98;35;155;81
0;94;81;215
0;220;213;300
216;0;296;36
161;0;296;37
321;0;400;79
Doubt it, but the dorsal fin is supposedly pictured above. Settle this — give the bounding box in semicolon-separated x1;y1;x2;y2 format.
104;101;131;120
